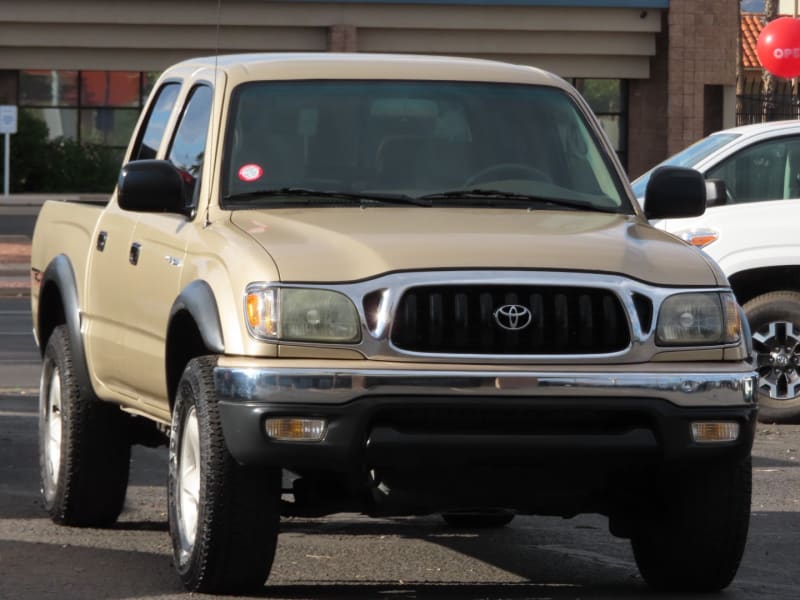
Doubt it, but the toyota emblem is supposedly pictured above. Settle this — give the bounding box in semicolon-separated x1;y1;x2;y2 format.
493;304;532;331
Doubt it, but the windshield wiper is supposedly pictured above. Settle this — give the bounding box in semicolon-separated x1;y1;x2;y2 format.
418;189;619;213
223;187;432;207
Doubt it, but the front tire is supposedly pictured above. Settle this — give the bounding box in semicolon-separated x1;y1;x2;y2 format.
631;458;751;592
744;291;800;423
38;325;131;526
168;356;281;594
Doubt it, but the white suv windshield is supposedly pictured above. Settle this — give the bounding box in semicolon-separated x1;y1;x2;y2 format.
222;80;631;213
630;132;740;198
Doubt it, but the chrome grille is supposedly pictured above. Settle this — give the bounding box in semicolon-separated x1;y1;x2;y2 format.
390;285;629;355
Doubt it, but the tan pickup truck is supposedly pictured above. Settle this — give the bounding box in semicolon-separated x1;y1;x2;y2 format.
31;53;757;594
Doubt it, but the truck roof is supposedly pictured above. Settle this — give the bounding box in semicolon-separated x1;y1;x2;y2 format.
166;52;568;90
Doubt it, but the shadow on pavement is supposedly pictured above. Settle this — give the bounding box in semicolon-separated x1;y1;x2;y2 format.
0;540;181;600
260;581;637;600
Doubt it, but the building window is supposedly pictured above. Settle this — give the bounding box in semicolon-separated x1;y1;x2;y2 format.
17;69;160;157
572;79;628;170
19;70;79;107
23;108;79;140
80;71;141;107
80;108;140;146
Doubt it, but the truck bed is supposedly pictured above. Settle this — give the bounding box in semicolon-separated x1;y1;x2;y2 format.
30;199;106;348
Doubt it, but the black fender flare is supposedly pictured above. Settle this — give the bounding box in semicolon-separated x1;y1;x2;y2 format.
167;280;225;354
38;254;98;401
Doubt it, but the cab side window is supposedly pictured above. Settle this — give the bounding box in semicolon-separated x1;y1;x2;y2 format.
168;85;213;206
131;82;180;161
707;136;800;203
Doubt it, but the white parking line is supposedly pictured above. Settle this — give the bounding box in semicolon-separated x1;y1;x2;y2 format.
0;409;36;418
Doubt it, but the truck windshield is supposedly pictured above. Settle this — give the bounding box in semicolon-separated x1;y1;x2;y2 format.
222;80;631;213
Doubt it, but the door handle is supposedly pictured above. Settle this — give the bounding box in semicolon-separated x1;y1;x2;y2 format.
129;242;141;266
96;231;107;252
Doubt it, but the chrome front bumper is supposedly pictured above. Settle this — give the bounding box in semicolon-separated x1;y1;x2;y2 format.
214;364;757;408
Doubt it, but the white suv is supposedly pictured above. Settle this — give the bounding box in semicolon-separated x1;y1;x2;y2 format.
633;120;800;423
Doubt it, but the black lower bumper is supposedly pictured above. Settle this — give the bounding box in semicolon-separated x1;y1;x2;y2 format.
218;394;757;471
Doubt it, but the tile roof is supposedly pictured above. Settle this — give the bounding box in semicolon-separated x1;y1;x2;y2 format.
742;12;799;70
742;13;763;70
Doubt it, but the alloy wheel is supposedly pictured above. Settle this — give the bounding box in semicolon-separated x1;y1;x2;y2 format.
753;320;800;400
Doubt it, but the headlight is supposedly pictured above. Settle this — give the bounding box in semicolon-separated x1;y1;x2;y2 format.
656;292;741;346
245;285;361;343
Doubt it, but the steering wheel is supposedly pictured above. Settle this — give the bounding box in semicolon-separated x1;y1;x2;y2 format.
464;163;553;187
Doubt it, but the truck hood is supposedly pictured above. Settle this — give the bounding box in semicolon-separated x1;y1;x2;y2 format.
230;207;720;286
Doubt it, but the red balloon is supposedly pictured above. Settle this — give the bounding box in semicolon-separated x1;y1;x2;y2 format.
757;17;800;79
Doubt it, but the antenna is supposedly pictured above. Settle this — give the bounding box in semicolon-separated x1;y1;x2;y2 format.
205;0;222;228
214;0;221;75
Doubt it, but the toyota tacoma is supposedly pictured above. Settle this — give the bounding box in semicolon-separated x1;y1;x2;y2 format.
31;53;757;594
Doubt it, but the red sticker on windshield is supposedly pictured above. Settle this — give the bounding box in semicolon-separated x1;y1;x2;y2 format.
238;164;263;182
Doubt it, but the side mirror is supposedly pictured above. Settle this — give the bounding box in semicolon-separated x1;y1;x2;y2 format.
117;160;190;216
643;166;707;220
705;178;727;207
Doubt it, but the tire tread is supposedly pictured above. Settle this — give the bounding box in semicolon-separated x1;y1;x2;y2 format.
169;356;280;594
41;326;130;527
631;458;751;592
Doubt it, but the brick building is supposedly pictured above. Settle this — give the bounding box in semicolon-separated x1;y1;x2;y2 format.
0;0;738;179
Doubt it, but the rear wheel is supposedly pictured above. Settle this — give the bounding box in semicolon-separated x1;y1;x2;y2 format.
168;356;281;594
744;291;800;423
631;458;751;592
39;325;131;526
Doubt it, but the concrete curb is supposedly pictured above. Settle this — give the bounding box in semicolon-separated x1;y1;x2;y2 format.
0;285;30;297
0;260;30;294
0;262;31;297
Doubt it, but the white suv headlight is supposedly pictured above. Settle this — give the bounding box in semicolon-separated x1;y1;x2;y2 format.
245;285;360;343
656;292;741;346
